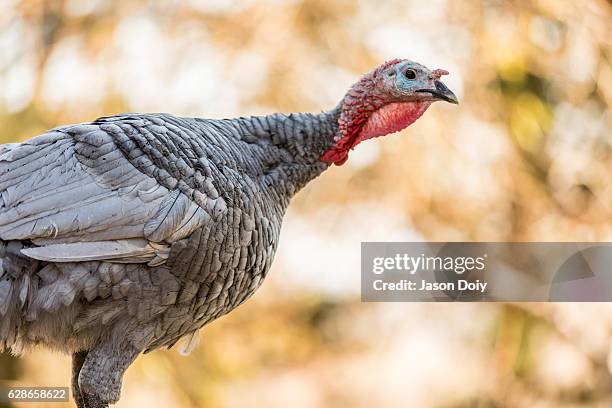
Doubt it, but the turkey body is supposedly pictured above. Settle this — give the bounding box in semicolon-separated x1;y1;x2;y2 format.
0;58;457;407
0;111;338;404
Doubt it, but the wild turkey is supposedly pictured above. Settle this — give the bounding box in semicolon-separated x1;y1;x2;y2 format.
0;59;457;407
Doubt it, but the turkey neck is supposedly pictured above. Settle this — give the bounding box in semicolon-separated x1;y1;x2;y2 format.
229;105;342;197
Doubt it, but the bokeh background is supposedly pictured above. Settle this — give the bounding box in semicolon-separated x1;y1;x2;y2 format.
0;0;611;407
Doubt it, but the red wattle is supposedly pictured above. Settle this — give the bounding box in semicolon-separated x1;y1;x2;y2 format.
356;101;431;143
320;101;432;166
320;149;348;165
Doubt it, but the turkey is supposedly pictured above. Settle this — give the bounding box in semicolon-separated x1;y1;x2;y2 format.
0;59;457;407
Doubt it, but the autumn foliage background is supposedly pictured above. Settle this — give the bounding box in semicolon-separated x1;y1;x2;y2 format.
1;0;611;407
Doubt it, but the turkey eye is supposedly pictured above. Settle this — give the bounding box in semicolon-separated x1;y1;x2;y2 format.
404;69;417;79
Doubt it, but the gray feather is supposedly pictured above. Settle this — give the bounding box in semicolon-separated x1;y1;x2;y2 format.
21;239;159;263
18;274;29;307
0;279;12;315
0;108;341;403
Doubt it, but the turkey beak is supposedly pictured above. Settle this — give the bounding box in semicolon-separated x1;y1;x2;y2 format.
433;80;459;104
416;80;459;104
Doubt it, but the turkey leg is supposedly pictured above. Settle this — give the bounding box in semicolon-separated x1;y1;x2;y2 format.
77;340;140;408
72;351;88;408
